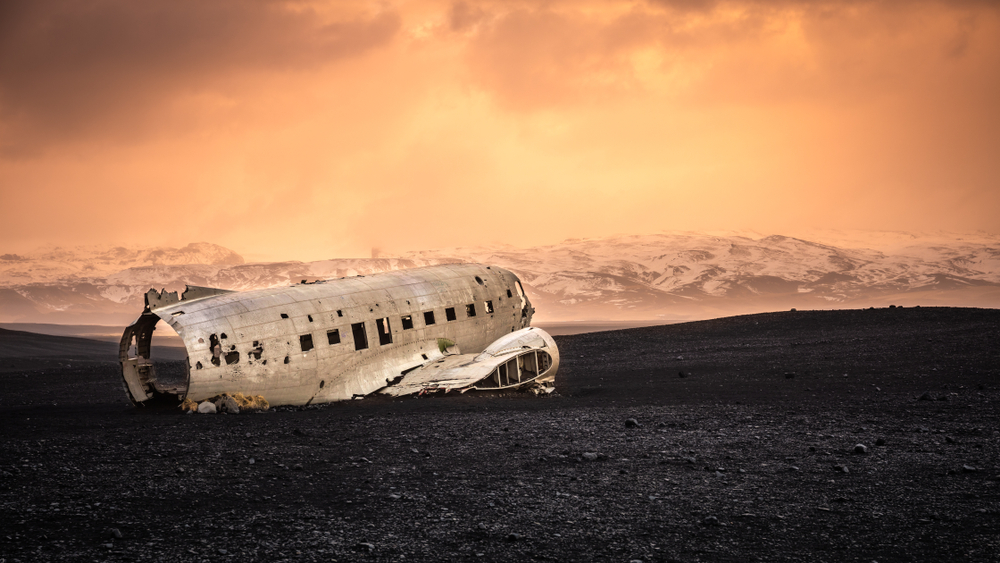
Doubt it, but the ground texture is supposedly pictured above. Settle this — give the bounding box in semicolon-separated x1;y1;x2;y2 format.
1;307;998;562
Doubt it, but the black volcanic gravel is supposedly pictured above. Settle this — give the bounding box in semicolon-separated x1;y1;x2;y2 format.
1;307;999;562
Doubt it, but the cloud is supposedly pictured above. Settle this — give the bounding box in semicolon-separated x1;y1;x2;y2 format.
0;0;401;154
1;0;999;260
448;1;489;32
453;0;1000;111
456;6;657;110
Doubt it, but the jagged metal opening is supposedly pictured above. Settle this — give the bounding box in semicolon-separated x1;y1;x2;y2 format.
119;312;190;406
474;349;553;390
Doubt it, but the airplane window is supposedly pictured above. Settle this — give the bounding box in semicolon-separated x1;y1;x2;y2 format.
300;334;314;352
446;307;456;321
466;303;477;317
401;315;414;330
376;317;393;345
484;300;494;314
424;311;436;325
352;322;368;350
506;289;513;298
327;329;341;345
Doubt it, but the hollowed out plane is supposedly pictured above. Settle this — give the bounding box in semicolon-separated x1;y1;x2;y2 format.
120;264;559;407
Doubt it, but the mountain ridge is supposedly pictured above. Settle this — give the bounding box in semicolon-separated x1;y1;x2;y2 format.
2;232;998;324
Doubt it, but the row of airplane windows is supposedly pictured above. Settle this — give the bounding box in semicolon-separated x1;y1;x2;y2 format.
198;288;517;369
297;297;505;353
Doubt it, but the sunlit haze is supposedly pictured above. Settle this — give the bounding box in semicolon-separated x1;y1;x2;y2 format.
2;0;998;262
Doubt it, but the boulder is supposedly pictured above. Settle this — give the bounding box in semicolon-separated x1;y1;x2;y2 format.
216;395;240;414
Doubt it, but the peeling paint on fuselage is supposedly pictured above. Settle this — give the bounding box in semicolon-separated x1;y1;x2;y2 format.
120;264;541;406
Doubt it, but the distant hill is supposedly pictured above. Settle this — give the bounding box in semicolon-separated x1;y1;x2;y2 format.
0;327;120;360
1;231;998;324
0;328;186;361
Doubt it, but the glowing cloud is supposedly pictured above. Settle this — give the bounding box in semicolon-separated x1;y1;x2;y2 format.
1;0;997;260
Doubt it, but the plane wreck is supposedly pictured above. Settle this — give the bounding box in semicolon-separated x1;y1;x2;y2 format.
119;264;559;407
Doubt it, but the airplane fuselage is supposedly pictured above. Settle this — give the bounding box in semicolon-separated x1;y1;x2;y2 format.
120;264;550;406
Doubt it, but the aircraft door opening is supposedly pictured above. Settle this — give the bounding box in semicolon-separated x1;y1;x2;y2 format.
515;280;529;319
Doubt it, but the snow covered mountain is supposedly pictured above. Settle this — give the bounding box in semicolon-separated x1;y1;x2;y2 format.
0;242;244;284
402;231;1000;321
1;232;998;325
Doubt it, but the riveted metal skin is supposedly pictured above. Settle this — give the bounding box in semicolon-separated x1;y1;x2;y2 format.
119;264;557;406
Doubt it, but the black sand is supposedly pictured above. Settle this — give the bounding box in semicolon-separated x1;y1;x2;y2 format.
1;307;998;562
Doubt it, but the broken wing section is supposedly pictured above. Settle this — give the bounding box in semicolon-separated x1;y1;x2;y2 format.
378;327;559;397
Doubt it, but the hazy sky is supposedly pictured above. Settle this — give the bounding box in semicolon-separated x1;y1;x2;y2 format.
2;0;998;262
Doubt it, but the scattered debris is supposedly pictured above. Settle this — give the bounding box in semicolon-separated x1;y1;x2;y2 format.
215;395;239;414
184;393;268;413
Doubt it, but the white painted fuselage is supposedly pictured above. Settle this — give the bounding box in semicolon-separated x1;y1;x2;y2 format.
120;264;557;406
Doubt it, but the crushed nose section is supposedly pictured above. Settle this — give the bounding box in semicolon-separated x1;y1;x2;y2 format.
473;327;558;391
472;348;554;390
120;310;189;406
378;327;559;397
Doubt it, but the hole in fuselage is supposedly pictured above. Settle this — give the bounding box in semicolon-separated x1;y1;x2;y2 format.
209;334;221;366
149;320;190;399
120;316;190;406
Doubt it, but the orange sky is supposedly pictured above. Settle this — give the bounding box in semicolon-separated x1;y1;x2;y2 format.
1;0;998;262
